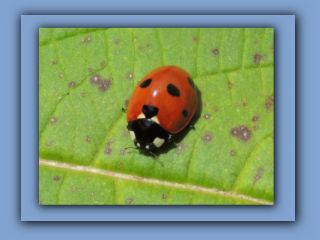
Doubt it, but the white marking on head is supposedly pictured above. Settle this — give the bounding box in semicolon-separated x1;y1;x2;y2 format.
151;116;160;124
137;143;140;147
137;113;145;119
168;134;172;140
146;145;150;149
129;131;136;141
153;137;165;148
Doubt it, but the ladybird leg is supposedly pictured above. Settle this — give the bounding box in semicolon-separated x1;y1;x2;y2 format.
122;108;127;112
188;125;196;130
160;146;167;154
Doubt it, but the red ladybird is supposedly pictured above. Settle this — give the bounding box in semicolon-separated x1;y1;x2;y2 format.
126;66;198;153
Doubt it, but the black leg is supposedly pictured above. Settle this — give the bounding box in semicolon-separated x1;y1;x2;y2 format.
160;146;167;154
189;125;195;130
122;108;127;112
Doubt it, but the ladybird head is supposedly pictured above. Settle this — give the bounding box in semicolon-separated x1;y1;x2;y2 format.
127;118;172;152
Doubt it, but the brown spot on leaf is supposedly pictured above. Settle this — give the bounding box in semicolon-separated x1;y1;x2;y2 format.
99;79;112;92
81;38;86;43
126;72;133;80
50;117;57;124
162;194;167;199
228;81;233;89
106;138;114;147
90;74;102;85
59;73;64;78
46;141;51;147
265;94;274;111
203;114;211;120
87;67;93;72
202;132;213;144
212;49;219;55
87;35;92;42
243;102;247;107
230;150;236;156
124;99;129;107
119;163;124;167
252;116;259;122
105;148;112;155
52;60;57;65
126;198;133;204
146;43;151;47
253;53;261;64
69;81;76;88
253;167;264;185
253;125;258;131
231;126;251;142
193;37;198;41
100;62;105;67
120;149;125;155
115;39;120;44
81;92;86;97
53;176;60;181
213;106;219;112
86;136;91;143
138;46;142;50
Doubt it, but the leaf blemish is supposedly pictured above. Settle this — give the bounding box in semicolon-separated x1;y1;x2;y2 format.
69;81;76;88
212;49;219;56
119;163;124;167
228;81;233;89
87;35;92;42
162;194;167;199
120;149;125;155
86;136;91;143
99;79;112;92
230;150;236;156
52;60;57;65
115;39;120;44
90;74;102;85
138;46;143;50
100;62;105;67
53;176;60;181
124;99;129;107
253;125;258;131
87;67;93;72
202;132;213;144
46;141;51;147
253;53;261;65
203;113;211;120
252;116;259;122
50;117;57;124
231;126;251;142
126;198;133;204
59;73;64;78
105;148;112;155
106;138;114;147
126;72;133;80
253;167;264;185
265;94;274;111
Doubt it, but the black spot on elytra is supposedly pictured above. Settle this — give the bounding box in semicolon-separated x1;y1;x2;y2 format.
140;79;152;88
142;105;159;118
187;77;195;89
167;84;180;97
182;110;188;118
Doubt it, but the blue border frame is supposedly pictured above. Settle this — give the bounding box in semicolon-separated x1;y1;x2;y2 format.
22;15;294;221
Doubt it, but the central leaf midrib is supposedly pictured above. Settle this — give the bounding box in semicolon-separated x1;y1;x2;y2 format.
40;159;273;205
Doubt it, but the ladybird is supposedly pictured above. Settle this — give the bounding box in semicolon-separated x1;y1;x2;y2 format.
126;66;198;154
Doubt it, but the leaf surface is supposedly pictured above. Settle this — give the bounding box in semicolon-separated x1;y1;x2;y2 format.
39;28;274;205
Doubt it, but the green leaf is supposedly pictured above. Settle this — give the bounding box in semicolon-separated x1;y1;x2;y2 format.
39;28;274;205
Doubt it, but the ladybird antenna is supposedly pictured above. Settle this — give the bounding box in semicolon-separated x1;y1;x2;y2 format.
125;147;139;150
147;151;164;167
